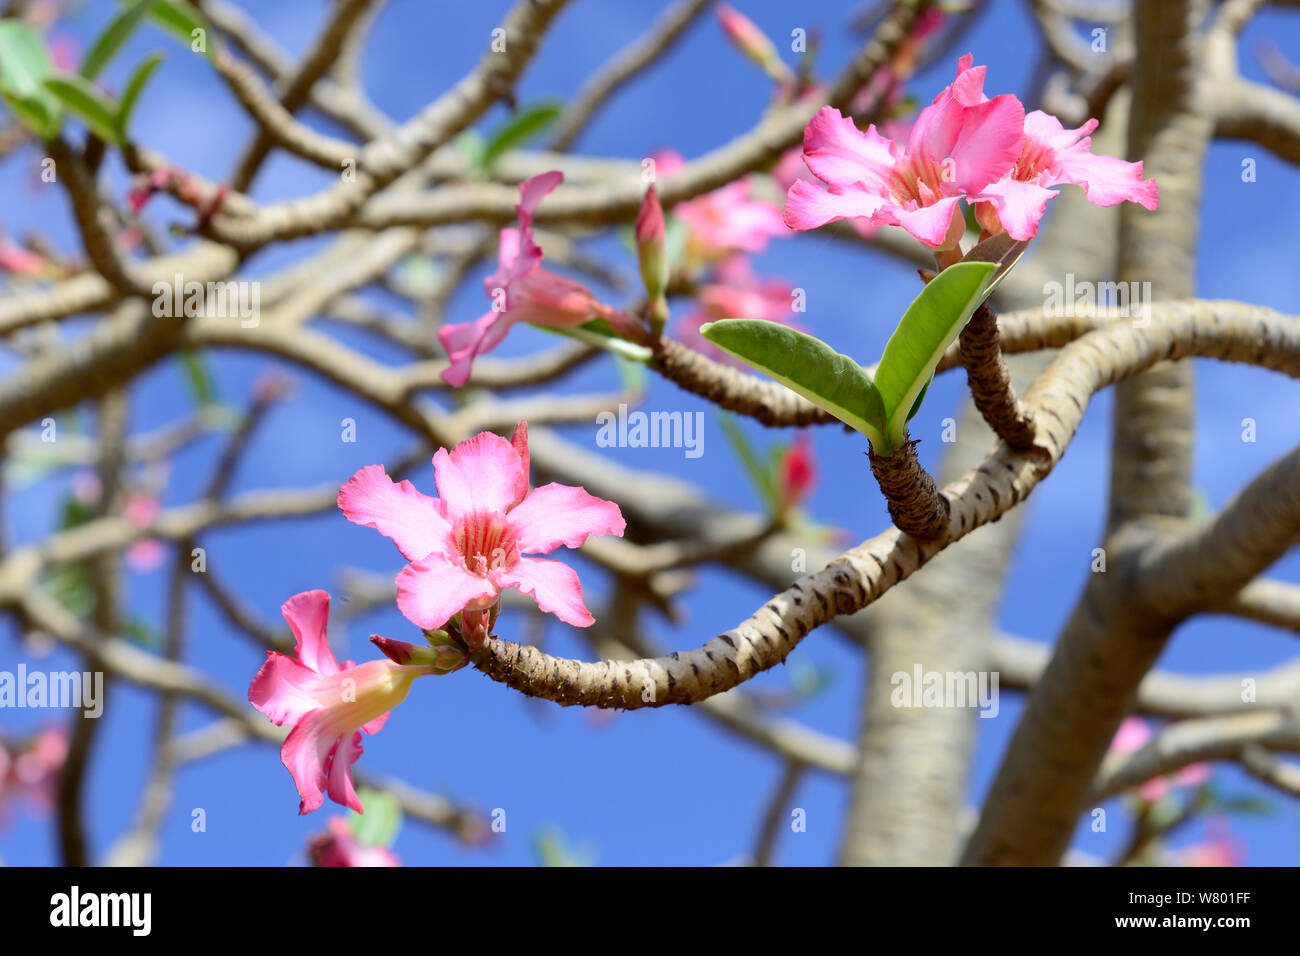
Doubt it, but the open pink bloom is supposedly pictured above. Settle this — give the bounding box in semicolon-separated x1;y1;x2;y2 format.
785;54;1025;248
968;110;1159;240
677;256;802;367
249;590;443;815
1109;717;1211;803
654;149;787;261
308;817;401;867
339;422;625;632
438;172;633;388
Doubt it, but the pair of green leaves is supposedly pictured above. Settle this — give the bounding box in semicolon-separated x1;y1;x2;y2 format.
0;0;206;144
702;233;1029;455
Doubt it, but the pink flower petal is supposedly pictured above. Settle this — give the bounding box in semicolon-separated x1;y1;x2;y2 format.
498;556;595;627
396;558;498;630
970;177;1059;240
517;171;564;227
249;650;328;727
508;483;626;554
798;107;896;190
509;421;530;506
947;94;1026;192
281;590;340;676
338;464;450;562
326;731;365;813
1056;150;1159;209
438;309;515;387
281;712;363;815
433;431;529;518
883;195;962;247
784;180;888;230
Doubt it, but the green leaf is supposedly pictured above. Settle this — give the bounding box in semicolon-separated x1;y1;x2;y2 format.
479;100;563;171
718;413;778;514
700;319;887;448
348;789;402;847
1;91;58;139
122;0;212;60
0;20;61;137
533;319;653;363
81;0;158;80
873;261;997;448
116;52;164;137
44;73;123;144
177;348;216;406
958;230;1031;299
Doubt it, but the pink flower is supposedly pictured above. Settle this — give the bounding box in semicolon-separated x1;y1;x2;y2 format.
339;422;625;633
308;817;401;867
715;4;793;86
635;184;668;304
655;149;787;262
1;726;68;820
778;433;816;509
1109;717;1211;803
676;256;801;367
968;110;1159;240
784;54;1025;248
1177;820;1245;867
123;493;165;573
0;240;47;277
249;590;457;815
438;172;635;387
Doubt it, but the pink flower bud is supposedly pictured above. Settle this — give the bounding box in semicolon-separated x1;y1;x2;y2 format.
635;185;669;313
715;4;793;86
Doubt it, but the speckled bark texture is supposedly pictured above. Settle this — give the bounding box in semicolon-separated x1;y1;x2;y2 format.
868;440;951;539
959;303;1039;449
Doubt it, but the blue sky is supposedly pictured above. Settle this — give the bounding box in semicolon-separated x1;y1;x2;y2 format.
1;0;1298;866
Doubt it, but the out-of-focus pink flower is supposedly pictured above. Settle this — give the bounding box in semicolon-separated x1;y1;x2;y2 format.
715;4;794;86
127;169;175;217
438;172;637;387
785;55;1025;249
3;726;68;818
308;817;402;867
676;256;801;367
47;34;78;72
1177;820;1245;867
339;422;624;633
1109;717;1212;803
124;493;166;573
654;149;788;263
0;240;48;278
851;7;948;116
778;433;816;510
968;110;1158;240
70;471;102;506
249;590;456;815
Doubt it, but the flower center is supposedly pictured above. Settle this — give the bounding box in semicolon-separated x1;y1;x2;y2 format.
452;512;519;576
886;153;952;208
1012;138;1053;182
